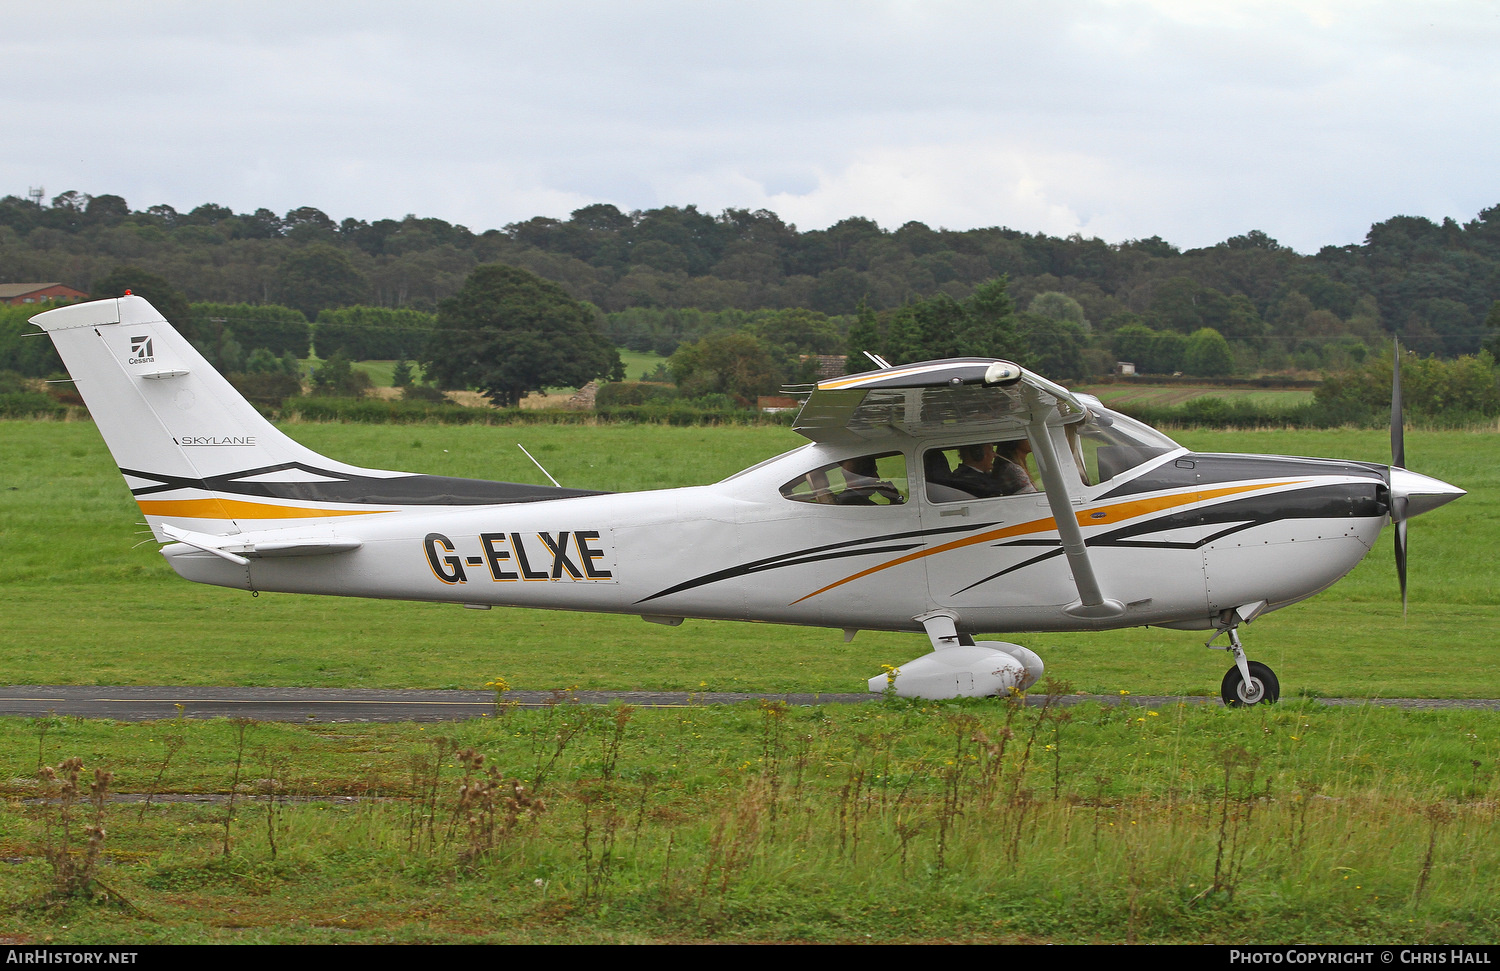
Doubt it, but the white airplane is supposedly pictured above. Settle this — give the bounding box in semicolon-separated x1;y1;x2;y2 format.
31;295;1465;705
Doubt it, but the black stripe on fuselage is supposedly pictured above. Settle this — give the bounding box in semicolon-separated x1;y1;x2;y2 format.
635;520;1003;605
1102;481;1386;543
121;462;608;505
1098;453;1385;500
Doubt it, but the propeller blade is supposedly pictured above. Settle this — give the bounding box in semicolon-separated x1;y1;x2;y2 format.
1394;501;1409;619
1390;335;1406;616
1391;336;1405;470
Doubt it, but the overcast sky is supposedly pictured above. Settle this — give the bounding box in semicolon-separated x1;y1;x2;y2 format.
5;0;1497;254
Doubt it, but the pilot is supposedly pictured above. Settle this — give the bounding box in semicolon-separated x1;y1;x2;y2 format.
948;444;1005;498
991;438;1037;495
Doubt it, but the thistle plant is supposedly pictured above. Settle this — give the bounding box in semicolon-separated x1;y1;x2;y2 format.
36;757;113;902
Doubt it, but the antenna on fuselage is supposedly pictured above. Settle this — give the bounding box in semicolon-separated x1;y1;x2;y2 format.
518;443;562;488
862;351;893;370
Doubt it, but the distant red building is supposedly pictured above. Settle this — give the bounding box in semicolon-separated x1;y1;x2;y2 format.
757;395;798;414
0;282;87;306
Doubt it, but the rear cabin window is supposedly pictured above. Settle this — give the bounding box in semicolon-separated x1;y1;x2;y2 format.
781;452;909;506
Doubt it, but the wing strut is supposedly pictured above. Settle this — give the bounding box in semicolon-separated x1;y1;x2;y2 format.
1025;393;1125;620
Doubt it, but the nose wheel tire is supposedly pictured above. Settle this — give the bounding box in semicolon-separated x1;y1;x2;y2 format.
1221;661;1280;707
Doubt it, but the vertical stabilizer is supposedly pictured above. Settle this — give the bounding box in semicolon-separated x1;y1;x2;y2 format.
30;296;383;537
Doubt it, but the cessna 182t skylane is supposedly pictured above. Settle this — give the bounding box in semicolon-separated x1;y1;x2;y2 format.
32;295;1465;705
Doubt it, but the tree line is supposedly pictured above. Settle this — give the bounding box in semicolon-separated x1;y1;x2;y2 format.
4;253;1496;427
4;191;1498;375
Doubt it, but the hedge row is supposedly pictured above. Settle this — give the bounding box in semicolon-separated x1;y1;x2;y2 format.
313;307;435;360
1116;397;1495;430
188;303;312;358
180;304;438;361
15;391;1480;429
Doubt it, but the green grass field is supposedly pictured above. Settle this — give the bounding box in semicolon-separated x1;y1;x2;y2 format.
1079;384;1316;409
618;348;668;382
1;695;1497;943
347;358;422;387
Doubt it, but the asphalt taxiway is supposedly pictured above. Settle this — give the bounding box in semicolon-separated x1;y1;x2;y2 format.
1;685;1496;722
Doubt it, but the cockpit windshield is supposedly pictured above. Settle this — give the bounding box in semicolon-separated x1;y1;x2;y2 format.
1072;401;1181;485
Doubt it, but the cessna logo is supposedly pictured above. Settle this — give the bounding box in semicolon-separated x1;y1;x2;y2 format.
128;335;154;365
425;531;615;584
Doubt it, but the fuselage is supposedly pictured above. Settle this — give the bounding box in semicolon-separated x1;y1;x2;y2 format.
165;437;1391;637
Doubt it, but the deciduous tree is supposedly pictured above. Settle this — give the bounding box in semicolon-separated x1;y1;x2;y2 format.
275;244;368;318
1183;327;1235;376
668;330;778;405
422;264;620;407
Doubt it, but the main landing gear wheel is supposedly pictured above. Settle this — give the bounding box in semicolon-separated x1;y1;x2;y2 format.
1221;661;1280;707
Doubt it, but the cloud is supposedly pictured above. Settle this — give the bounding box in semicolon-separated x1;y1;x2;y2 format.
3;0;1497;252
665;141;1109;239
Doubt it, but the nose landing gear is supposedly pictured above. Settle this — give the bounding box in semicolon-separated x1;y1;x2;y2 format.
1208;623;1280;707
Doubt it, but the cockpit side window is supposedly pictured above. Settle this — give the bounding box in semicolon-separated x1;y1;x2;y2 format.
781;452;909;506
924;438;1043;502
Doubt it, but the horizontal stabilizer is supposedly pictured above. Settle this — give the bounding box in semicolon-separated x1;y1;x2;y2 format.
160;524;362;562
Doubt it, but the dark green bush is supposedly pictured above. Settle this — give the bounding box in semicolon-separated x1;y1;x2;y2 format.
228;372;304;410
0;391;66;418
594;381;680;407
401;383;449;403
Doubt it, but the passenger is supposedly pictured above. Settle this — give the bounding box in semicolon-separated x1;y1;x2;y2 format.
992;438;1037;495
923;448;952;483
836;456;903;504
805;467;836;503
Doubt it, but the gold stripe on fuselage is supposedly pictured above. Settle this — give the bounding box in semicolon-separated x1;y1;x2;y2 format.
137;498;394;520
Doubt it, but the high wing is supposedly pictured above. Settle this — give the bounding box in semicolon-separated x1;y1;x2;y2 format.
791;358;1088;447
793;358;1125;619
